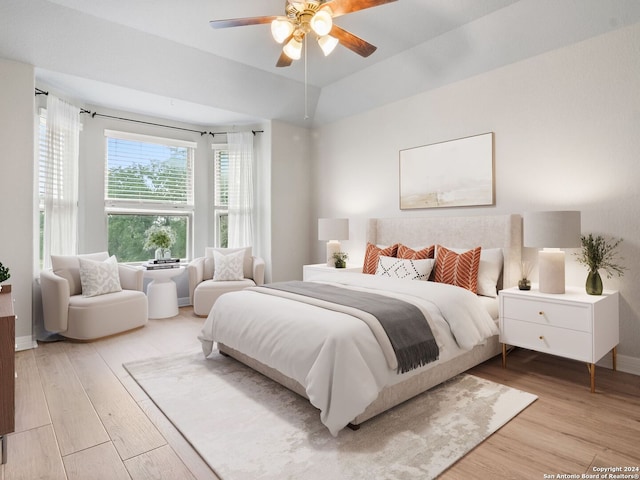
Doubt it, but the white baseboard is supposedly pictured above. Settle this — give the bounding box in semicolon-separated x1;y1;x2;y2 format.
597;352;640;376
15;335;37;351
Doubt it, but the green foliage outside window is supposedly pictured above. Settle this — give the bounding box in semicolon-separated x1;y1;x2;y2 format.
108;215;187;262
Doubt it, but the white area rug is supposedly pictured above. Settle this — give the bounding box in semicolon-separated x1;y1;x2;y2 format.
125;350;536;480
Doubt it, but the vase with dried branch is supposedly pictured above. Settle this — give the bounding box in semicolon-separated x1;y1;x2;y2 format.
575;234;625;295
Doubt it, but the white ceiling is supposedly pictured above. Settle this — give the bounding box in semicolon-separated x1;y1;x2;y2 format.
42;0;519;87
2;0;640;127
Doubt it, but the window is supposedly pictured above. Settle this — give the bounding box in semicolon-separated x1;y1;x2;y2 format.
213;147;229;248
37;99;80;270
212;132;255;249
105;130;195;262
37;113;47;268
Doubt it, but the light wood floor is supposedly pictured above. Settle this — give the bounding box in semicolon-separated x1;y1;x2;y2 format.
1;307;639;480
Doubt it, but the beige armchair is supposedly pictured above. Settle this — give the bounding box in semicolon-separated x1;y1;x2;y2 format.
188;247;265;317
40;252;148;340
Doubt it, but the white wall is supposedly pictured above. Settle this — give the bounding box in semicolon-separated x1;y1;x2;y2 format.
312;23;640;367
0;58;35;348
270;120;313;282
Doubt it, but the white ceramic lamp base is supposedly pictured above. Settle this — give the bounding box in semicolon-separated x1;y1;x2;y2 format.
538;249;566;294
326;240;341;267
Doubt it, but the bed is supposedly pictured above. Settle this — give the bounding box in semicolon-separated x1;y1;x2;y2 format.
199;214;522;436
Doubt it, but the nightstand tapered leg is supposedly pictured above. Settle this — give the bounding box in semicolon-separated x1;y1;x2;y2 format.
612;346;617;371
502;343;507;368
587;363;595;393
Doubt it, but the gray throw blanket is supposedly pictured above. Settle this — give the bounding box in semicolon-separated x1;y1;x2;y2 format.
262;281;439;374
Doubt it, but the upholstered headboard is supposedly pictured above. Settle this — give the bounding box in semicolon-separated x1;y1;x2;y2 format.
366;214;522;290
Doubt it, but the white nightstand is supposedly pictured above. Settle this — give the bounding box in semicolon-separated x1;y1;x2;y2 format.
499;286;619;393
302;263;362;281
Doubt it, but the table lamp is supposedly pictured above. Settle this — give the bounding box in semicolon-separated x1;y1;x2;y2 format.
318;218;349;267
524;211;581;294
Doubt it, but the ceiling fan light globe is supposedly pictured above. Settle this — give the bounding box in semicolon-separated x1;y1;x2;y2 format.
318;35;339;56
271;18;294;43
283;37;303;60
310;9;332;36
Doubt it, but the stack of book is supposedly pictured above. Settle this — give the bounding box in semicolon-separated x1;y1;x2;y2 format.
144;258;181;270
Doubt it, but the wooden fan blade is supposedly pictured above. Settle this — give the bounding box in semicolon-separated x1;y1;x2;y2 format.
276;50;294;67
209;16;277;29
323;0;397;17
330;24;377;57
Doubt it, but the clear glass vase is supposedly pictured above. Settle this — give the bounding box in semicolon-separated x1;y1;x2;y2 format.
586;270;603;295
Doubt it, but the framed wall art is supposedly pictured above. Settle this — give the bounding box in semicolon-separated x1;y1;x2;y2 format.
399;132;495;210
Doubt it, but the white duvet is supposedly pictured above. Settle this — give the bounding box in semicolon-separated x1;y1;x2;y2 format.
199;272;499;436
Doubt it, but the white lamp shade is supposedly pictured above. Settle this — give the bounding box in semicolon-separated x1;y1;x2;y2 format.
283;37;303;60
310;9;333;36
523;211;581;248
318;35;339;56
271;18;294;44
318;218;349;241
524;211;581;294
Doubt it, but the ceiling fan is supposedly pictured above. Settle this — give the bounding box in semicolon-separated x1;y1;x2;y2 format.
209;0;398;67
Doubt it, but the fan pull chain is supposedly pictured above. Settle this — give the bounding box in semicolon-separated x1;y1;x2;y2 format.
304;35;309;120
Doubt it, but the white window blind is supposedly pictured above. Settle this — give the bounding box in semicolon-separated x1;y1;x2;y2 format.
37;111;73;208
213;146;229;247
37;114;48;209
214;148;229;208
105;130;195;208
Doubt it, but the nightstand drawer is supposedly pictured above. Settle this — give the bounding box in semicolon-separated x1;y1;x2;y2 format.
502;318;592;362
502;296;591;332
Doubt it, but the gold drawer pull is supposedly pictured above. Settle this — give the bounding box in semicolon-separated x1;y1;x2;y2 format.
539;335;545;340
538;311;544;316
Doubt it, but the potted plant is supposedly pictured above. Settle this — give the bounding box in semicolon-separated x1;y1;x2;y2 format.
332;252;348;268
575;234;626;295
144;225;176;260
0;261;10;293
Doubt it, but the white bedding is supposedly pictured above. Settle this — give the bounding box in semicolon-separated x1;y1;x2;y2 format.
199;272;499;436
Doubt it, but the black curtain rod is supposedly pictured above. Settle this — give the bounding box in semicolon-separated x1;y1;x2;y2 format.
35;88;263;137
83;110;263;138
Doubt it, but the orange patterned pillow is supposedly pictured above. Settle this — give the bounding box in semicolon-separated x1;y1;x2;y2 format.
434;245;482;293
363;243;398;274
397;244;435;260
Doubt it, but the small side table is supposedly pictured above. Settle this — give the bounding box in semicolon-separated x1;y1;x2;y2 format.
144;266;184;319
303;263;362;281
499;286;619;393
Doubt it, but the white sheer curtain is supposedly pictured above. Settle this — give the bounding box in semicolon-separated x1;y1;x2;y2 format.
227;131;254;248
42;95;80;269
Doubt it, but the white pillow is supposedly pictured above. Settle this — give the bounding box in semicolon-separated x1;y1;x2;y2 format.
213;250;245;281
204;246;252;280
375;256;435;281
78;255;122;297
440;246;503;297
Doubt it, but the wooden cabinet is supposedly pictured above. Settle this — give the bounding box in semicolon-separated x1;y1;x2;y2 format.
0;284;15;464
499;286;619;393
